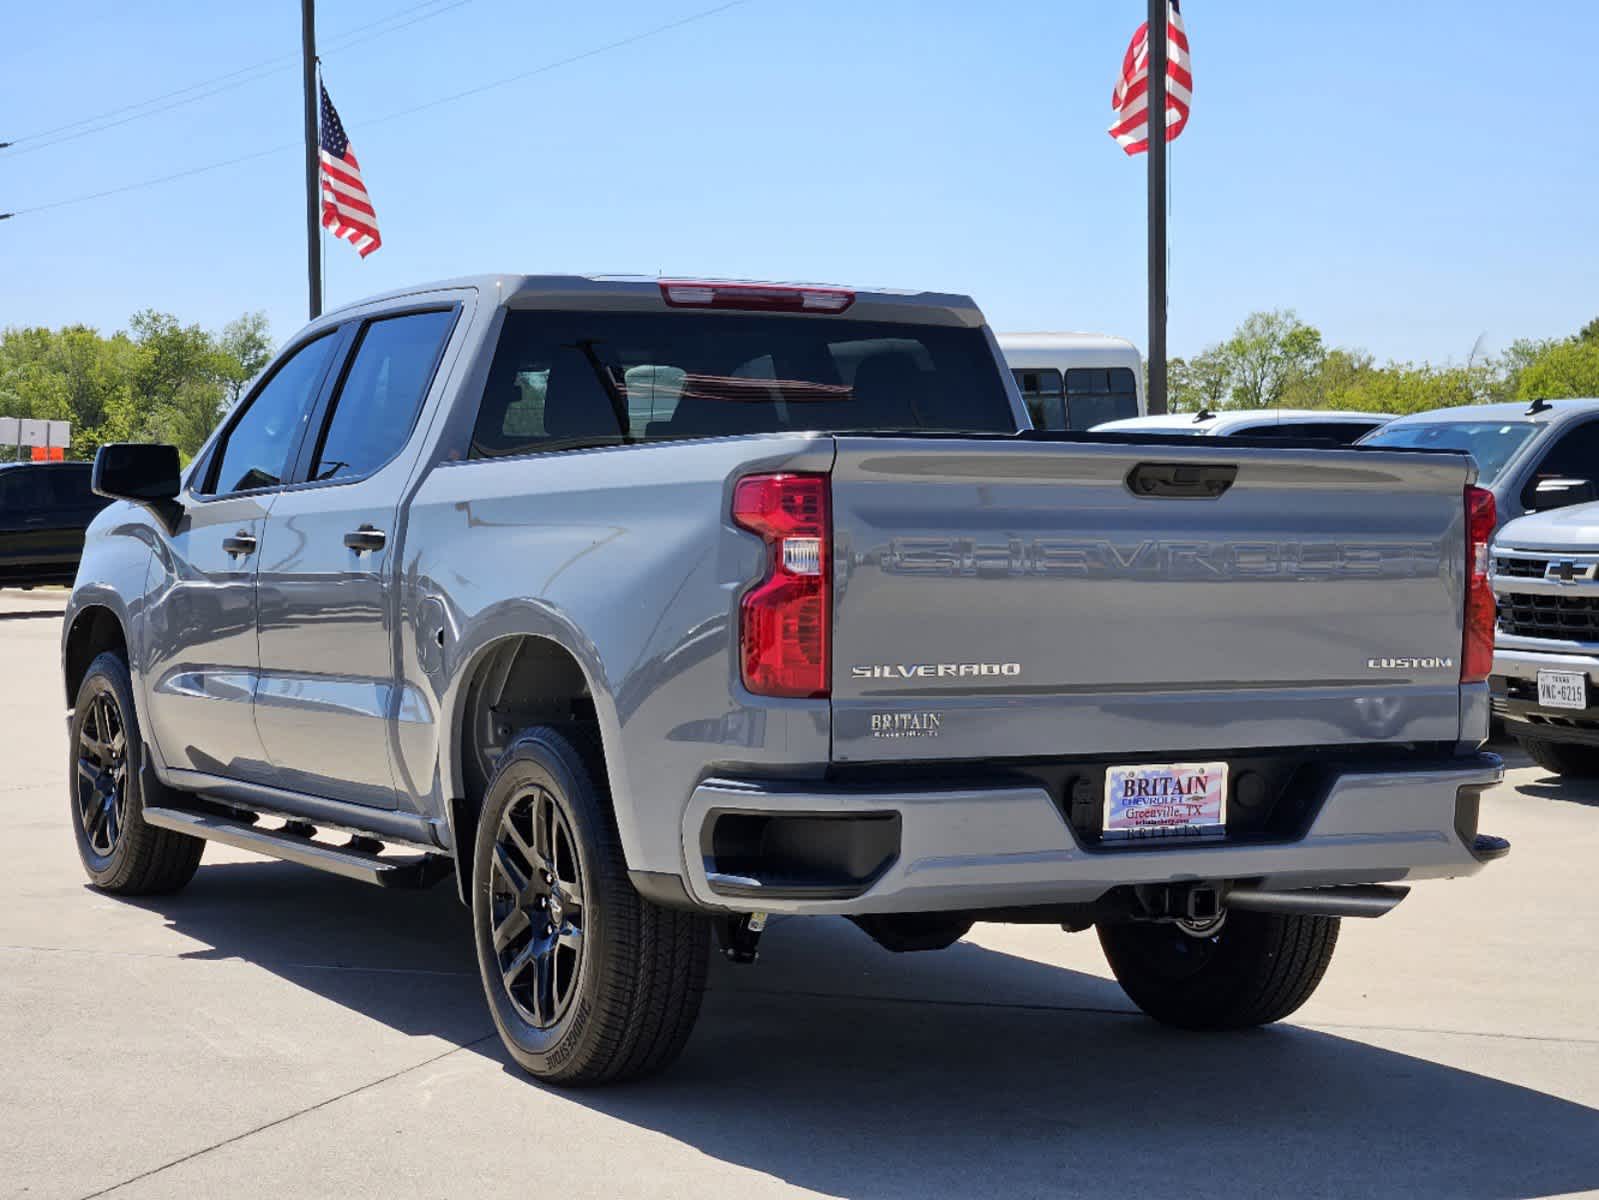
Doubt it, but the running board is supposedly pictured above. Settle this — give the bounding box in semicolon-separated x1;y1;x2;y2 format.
143;805;453;889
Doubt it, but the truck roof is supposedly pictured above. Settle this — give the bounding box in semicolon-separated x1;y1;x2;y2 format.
1095;408;1392;434
320;273;988;328
997;331;1140;353
1382;398;1599;426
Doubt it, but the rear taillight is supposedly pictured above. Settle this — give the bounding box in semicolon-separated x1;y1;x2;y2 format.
1463;484;1496;683
732;473;830;698
660;280;855;314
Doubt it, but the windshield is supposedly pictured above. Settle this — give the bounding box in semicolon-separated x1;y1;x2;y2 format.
471;311;1017;457
1357;420;1538;484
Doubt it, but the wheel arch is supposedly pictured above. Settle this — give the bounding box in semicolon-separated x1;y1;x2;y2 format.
444;627;631;904
63;603;130;708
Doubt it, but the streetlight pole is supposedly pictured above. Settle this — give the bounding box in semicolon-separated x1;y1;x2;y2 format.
1145;0;1169;414
302;0;322;320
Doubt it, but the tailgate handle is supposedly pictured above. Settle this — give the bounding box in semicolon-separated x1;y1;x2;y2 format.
1126;461;1237;499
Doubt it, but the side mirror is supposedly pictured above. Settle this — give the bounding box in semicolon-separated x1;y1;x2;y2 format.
1530;477;1597;512
93;443;183;527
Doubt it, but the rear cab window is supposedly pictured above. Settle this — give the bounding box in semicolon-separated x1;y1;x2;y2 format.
470;311;1016;458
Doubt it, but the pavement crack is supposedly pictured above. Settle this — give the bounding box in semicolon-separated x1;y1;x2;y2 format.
74;1032;499;1200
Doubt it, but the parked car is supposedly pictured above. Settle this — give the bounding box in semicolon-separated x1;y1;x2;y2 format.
1489;500;1599;775
998;332;1144;431
1359;399;1599;530
0;460;109;588
64;273;1507;1087
1093;408;1392;443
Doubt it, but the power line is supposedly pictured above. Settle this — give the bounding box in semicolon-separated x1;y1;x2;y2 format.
363;0;753;130
1;0;469;157
6;0;756;220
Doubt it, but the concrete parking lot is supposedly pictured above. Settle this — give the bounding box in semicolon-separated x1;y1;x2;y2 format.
2;587;1598;1200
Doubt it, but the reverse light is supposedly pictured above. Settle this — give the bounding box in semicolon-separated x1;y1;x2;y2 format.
732;473;831;698
660;280;855;314
1462;484;1496;683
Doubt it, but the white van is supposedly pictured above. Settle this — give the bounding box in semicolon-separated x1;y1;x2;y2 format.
998;332;1145;431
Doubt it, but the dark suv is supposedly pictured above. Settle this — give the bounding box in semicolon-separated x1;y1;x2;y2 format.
0;461;109;587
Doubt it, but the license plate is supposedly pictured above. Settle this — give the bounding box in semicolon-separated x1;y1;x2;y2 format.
1537;669;1587;710
1103;761;1228;842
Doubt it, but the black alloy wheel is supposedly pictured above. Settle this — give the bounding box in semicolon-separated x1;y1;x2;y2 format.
69;650;204;894
471;726;711;1085
489;785;587;1029
75;689;129;859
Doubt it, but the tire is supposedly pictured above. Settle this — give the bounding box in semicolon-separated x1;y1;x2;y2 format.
471;725;710;1086
1516;735;1599;778
69;651;204;894
1098;909;1339;1030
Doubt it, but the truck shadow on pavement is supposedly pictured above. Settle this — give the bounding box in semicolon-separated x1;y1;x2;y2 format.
135;860;1599;1200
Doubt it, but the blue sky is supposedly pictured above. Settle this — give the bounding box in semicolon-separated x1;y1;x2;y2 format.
3;0;1595;363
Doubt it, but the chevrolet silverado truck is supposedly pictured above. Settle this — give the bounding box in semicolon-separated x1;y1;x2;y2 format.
1490;500;1599;774
65;274;1508;1085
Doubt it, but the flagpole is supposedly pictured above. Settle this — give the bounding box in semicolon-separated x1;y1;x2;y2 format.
1145;0;1169;414
302;0;322;321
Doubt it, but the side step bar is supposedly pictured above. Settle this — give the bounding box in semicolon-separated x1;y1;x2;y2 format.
1226;883;1409;919
143;805;453;890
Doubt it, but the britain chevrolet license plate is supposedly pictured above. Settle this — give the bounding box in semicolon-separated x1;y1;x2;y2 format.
1103;761;1228;842
1537;669;1587;710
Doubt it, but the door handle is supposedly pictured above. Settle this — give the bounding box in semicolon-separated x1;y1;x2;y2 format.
222;531;257;556
343;525;387;553
23;516;47;526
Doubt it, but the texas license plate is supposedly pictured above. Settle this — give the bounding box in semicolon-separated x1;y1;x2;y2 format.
1537;669;1587;710
1103;762;1228;842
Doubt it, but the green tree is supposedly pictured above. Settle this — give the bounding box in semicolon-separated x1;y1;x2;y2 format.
0;311;271;461
1517;339;1599;401
1168;348;1230;413
1221;310;1325;408
216;312;273;408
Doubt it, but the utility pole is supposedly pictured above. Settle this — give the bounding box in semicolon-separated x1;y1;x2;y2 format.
302;0;322;320
1145;0;1169;414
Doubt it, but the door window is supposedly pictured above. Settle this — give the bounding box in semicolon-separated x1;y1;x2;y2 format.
0;470;47;513
1523;421;1599;508
203;334;339;496
45;467;98;508
1065;367;1139;430
1011;368;1065;430
310;310;456;482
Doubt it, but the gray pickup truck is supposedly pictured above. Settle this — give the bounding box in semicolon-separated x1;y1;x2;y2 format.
64;274;1507;1085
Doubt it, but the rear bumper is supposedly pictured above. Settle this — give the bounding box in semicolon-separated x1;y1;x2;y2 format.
679;754;1505;915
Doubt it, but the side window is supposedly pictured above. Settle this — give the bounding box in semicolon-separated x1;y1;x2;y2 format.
204;335;339;496
1523;421;1599;507
310;310;455;482
46;468;97;508
0;471;44;512
1011;368;1065;430
1065;367;1139;430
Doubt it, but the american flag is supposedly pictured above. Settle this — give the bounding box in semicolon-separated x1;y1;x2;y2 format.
319;80;381;257
1108;1;1192;156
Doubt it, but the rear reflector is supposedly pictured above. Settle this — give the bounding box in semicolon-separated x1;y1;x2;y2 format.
660;280;855;314
1462;484;1496;683
732;473;831;698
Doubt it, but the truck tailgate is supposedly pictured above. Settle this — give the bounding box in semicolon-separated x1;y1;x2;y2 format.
829;437;1473;762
